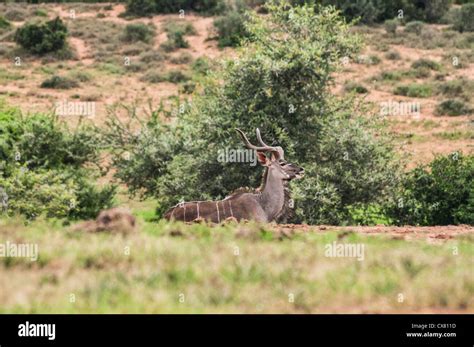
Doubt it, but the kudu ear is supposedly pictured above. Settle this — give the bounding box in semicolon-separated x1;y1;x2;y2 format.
257;151;271;166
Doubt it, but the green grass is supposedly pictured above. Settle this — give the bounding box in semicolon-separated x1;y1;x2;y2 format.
0;218;472;313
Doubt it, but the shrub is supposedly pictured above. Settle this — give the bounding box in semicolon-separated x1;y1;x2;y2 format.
344;82;368;94
106;2;400;225
384;19;398;35
411;58;441;71
436;79;473;99
214;9;249;47
0;166;76;219
0;102;115;220
14;17;68;55
384;50;401;60
40;75;79;89
166;70;190;83
451;3;474;32
434;99;472;116
160;31;189;51
139;50;166;63
164;21;196;36
0;16;11;30
394;83;433;98
121;23;155;43
170;52;193;64
191;57;211;74
322;0;450;24
125;0;223;16
125;0;156;17
140;70;190;83
34;9;48;17
385;152;474;225
404;21;424;34
5;9;26;22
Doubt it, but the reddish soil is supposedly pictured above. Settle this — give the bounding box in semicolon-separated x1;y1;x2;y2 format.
274;224;474;243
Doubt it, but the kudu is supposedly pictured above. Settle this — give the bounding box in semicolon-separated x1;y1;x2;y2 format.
164;128;304;223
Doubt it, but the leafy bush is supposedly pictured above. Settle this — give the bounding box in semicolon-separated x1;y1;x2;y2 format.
125;0;156;17
14;17;68;55
0;102;115;220
385;152;474;225
160;30;189;51
106;2;400;225
349;203;392;226
0;165;76;219
214;5;249;47
434;99;472;116
394;83;433;98
384;19;398;35
436;79;473;99
451;3;474;32
404;21;424;34
40;75;79;89
121;23;155;43
125;0;223;16
319;0;450;24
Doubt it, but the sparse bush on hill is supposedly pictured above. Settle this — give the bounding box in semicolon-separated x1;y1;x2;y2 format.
14;17;68;55
40;75;79;89
404;20;424;34
385;50;401;60
384;19;398;35
394;83;433;98
435;99;472;116
411;58;441;71
344;82;368;94
121;23;155;43
386;152;474;225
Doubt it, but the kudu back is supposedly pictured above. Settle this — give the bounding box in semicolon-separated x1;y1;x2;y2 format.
164;129;304;223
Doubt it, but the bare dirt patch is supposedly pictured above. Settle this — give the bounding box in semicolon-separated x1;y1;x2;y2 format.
273;224;474;243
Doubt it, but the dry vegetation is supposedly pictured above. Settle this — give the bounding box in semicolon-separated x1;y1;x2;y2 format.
0;3;472;164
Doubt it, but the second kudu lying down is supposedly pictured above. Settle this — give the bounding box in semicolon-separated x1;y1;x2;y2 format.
164;128;304;223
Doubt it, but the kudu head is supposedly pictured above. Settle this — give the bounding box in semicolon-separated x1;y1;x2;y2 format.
236;128;304;181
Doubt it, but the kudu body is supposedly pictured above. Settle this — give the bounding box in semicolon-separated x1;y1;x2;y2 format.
164;129;304;223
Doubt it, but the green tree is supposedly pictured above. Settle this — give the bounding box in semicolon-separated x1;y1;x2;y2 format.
107;1;400;224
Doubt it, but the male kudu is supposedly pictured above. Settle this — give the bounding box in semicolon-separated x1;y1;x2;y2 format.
164;129;304;223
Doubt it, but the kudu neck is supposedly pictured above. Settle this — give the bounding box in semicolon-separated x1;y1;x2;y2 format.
259;167;285;221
